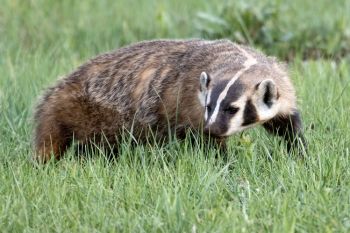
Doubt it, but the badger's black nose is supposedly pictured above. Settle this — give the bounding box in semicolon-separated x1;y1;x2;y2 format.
204;122;228;138
204;124;222;137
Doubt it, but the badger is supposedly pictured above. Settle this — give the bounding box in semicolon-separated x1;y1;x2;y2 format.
33;39;306;162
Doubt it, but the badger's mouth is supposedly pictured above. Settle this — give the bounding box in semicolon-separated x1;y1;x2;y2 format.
203;131;228;139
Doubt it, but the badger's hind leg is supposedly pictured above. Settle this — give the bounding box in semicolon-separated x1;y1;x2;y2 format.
33;84;80;162
34;114;72;163
263;110;307;155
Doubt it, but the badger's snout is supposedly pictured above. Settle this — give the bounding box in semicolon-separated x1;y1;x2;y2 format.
204;123;227;138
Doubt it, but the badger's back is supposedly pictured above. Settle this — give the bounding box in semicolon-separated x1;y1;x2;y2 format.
78;40;252;135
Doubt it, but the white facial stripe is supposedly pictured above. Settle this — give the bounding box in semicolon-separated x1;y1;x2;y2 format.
206;89;212;105
208;45;257;125
204;90;212;120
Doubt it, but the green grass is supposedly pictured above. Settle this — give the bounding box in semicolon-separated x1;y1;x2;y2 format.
1;0;350;232
196;0;350;60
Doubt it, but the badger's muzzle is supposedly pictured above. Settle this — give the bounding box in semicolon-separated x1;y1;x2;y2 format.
204;123;227;138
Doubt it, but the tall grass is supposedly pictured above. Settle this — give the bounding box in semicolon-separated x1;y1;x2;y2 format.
0;0;350;232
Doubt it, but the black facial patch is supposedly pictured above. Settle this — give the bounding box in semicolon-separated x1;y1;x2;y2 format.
204;111;230;137
206;79;244;119
225;79;244;104
242;99;258;126
219;80;244;116
206;80;229;120
208;80;229;105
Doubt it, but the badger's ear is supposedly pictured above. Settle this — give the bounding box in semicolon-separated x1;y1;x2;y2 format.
255;79;278;108
199;72;210;93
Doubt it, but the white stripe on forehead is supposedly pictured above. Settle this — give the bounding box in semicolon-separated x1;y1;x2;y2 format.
208;45;257;125
204;90;212;120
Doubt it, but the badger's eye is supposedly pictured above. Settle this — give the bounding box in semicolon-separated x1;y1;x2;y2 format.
224;106;239;115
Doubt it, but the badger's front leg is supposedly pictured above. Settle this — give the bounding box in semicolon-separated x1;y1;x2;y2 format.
263;110;307;155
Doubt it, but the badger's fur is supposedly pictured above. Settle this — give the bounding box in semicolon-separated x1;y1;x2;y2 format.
34;39;306;162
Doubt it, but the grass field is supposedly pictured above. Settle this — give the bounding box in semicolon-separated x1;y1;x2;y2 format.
1;0;350;232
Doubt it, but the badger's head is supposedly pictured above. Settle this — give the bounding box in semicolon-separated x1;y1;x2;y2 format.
198;70;283;138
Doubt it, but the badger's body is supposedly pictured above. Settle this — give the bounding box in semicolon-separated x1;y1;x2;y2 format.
34;39;305;162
